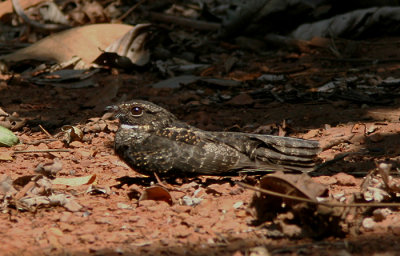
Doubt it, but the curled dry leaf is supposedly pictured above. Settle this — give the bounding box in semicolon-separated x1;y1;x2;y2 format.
14;175;53;200
2;174;83;212
251;172;327;218
38;2;70;25
139;186;174;205
61;125;83;143
259;171;328;201
17;196;51;210
86;185;110;195
0;125;19;147
250;172;346;238
18;194;82;212
0;174;17;196
361;163;400;202
0;117;26;131
35;158;63;176
100;24;152;67
0;0;44;18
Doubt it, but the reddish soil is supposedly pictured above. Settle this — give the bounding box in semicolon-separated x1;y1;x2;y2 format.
1;37;400;256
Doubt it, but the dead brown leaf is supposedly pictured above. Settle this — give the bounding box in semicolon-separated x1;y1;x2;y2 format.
0;24;134;67
101;24;152;67
250;172;345;238
259;171;328;201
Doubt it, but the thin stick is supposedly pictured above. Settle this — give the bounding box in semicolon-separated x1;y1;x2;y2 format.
117;0;147;22
147;12;221;31
237;181;400;208
314;153;350;170
39;124;53;138
14;180;35;200
153;172;163;185
13;149;71;154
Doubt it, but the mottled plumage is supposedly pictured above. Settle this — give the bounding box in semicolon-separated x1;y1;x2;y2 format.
109;100;320;176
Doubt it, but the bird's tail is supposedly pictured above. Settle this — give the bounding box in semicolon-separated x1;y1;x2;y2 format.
250;134;320;172
211;132;320;173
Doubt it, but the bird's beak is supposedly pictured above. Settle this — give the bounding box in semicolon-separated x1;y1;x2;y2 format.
105;105;119;112
104;105;121;120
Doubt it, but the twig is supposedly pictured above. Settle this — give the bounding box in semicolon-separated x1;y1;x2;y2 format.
39;124;53;138
237;181;400;208
13;149;71;154
117;0;147;22
14;180;35;200
153;172;181;193
147;11;221;31
315;153;350;170
153;172;163;185
25;139;58;145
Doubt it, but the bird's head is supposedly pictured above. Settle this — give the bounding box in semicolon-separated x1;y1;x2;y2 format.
107;100;178;131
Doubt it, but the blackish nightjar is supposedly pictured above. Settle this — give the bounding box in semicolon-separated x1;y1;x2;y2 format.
109;100;320;177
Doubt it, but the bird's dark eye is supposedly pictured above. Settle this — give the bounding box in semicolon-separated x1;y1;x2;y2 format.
131;106;143;117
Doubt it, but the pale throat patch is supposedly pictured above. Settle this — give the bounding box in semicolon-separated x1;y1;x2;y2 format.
120;124;151;131
121;124;140;129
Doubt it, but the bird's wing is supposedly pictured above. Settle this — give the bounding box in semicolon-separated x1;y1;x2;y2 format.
154;126;202;145
137;127;248;175
152;127;320;173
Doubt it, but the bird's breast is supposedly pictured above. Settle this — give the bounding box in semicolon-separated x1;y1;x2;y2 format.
115;127;150;146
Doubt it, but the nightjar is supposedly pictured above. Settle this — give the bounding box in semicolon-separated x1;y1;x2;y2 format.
109;100;320;177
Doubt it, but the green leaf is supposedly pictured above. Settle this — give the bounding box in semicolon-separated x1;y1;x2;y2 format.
0;126;19;147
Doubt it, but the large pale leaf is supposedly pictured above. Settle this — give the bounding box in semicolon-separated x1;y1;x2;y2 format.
0;24;134;65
